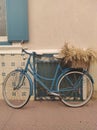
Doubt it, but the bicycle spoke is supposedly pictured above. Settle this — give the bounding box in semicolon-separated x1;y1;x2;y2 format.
3;70;31;109
58;71;93;107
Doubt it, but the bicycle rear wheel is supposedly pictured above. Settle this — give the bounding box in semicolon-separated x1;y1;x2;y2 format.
58;70;93;107
3;70;31;109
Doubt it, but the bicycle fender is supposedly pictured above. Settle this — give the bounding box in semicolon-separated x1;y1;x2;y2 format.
83;70;94;84
69;68;94;84
25;72;33;96
14;69;33;96
56;68;94;87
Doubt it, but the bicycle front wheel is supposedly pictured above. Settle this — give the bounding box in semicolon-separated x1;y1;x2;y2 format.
3;70;31;109
58;70;93;107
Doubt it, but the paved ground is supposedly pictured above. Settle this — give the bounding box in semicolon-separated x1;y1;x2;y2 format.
0;98;97;130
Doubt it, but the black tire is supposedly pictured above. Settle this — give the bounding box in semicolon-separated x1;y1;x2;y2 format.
58;71;93;107
3;70;31;109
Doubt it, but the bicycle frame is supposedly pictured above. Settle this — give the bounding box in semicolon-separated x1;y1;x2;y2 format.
23;52;64;95
21;49;94;97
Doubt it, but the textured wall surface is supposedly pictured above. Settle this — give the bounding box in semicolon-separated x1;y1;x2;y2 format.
25;0;97;50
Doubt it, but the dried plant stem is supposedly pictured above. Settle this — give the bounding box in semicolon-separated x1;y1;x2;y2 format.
58;43;97;70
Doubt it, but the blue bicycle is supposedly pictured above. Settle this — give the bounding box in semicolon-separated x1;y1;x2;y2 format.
3;49;94;109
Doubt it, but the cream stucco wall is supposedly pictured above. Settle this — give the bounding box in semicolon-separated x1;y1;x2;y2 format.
24;0;97;50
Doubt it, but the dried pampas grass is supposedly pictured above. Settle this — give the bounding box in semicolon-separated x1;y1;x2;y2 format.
58;43;97;70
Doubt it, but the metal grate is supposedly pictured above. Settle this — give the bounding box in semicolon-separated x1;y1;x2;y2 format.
34;53;59;100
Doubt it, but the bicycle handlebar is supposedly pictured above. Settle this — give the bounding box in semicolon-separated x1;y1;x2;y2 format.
21;40;57;58
22;48;56;57
22;48;36;55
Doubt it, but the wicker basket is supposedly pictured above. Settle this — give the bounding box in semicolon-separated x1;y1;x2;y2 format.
58;43;97;70
60;59;90;70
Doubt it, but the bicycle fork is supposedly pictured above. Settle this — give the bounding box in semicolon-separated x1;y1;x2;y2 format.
13;73;25;90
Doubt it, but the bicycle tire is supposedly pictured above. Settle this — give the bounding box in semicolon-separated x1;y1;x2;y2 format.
3;70;31;109
58;70;93;107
